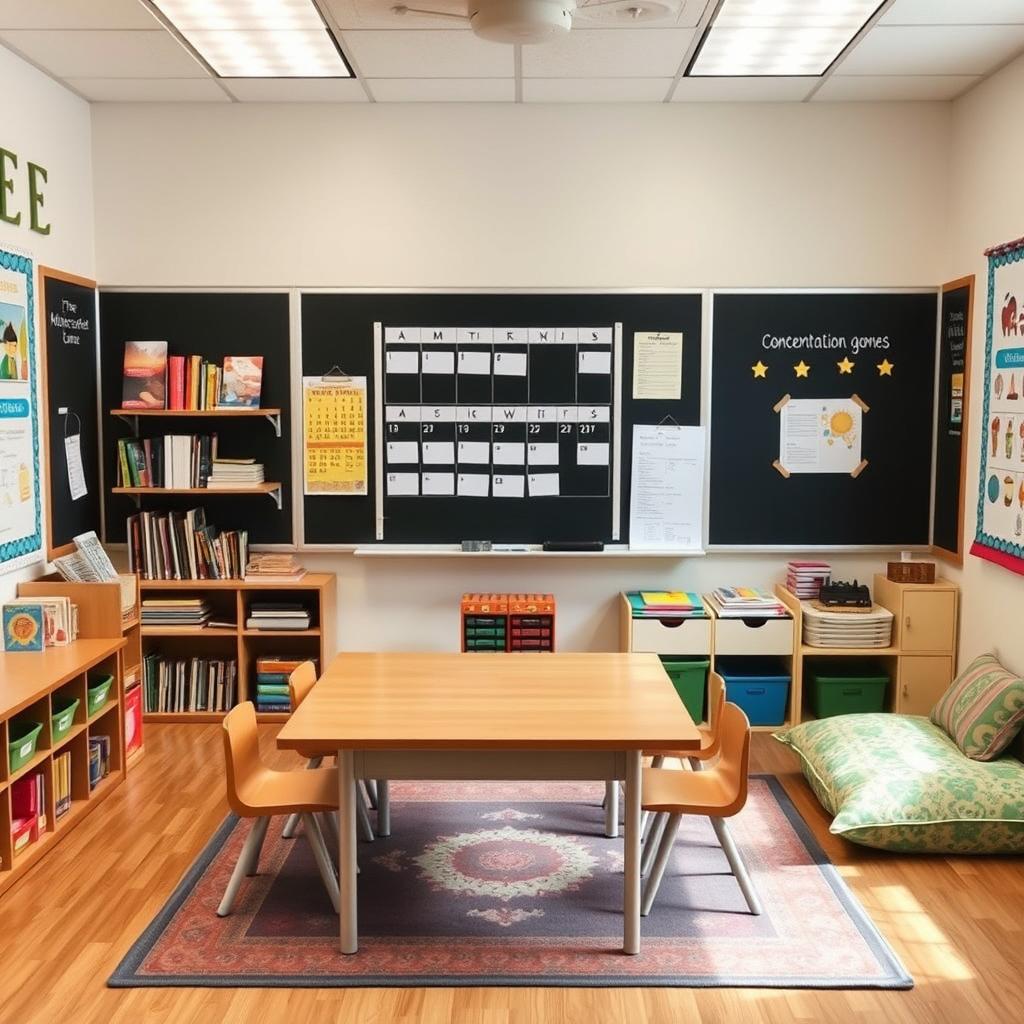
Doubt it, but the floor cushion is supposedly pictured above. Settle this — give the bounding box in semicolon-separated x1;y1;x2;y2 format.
775;714;1024;853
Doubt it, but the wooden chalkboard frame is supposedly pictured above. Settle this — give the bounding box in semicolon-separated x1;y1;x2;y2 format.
933;276;974;565
38;266;101;559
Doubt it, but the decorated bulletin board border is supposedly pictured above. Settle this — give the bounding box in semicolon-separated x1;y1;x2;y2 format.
971;237;1024;576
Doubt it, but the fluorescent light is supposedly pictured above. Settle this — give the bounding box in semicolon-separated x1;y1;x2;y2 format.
151;0;352;78
689;0;882;77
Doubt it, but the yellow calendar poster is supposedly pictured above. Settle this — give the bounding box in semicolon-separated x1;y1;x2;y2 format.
303;376;368;495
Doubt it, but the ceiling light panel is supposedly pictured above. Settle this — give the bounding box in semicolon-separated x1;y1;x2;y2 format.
151;0;351;78
689;0;882;77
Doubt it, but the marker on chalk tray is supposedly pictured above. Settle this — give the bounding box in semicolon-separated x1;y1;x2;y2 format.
542;540;605;552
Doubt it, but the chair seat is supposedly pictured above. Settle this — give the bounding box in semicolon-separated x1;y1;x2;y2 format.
641;765;737;815
237;766;339;816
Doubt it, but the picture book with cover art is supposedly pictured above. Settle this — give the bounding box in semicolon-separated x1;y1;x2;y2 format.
219;356;263;408
121;341;168;409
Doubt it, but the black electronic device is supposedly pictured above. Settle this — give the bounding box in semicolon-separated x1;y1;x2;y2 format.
542;540;604;552
818;579;872;608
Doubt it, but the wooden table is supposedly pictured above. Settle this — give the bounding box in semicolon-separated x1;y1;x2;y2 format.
277;651;699;955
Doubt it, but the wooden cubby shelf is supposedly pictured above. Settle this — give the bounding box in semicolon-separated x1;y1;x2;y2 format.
110;407;283;437
111;482;283;510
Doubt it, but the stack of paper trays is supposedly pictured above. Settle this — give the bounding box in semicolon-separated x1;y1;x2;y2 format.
801;602;894;648
706;587;789;618
786;561;831;599
626;591;706;619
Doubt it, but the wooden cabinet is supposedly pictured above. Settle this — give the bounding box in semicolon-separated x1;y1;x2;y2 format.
874;575;958;653
896;656;954;716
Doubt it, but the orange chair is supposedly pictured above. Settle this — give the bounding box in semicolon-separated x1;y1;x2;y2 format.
218;702;340;917
281;662;376;843
639;701;762;917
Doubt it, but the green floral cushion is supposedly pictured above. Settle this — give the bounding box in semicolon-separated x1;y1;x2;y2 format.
775;714;1024;853
929;653;1024;760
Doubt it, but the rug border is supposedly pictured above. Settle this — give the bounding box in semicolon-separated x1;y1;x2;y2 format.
108;775;913;990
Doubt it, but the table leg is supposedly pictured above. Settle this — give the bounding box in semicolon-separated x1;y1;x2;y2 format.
377;779;391;837
623;749;642;955
604;780;619;838
338;749;358;954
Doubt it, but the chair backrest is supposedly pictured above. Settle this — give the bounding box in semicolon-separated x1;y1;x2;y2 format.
288;661;318;711
703;670;726;755
715;701;752;818
221;701;263;816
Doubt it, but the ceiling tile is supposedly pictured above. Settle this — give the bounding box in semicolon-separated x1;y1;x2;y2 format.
0;29;206;77
324;0;471;31
879;0;1024;26
812;74;981;102
224;78;369;102
524;77;672;102
341;30;513;77
838;25;1024;76
369;78;514;101
672;76;815;101
574;0;709;30
521;28;695;78
65;77;231;102
0;0;158;30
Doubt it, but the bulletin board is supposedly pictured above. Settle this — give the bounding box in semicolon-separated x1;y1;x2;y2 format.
709;291;938;548
300;292;702;546
39;267;102;558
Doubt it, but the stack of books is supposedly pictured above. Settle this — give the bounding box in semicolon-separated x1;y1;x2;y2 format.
207;458;265;488
54;750;72;819
245;553;306;583
11;771;47;852
246;602;311;631
786;561;831;599
141;597;211;628
88;736;111;789
116;434;222;489
625;590;706;619
53;530;119;584
126;507;248;580
2;595;76;647
254;656;317;713
122;344;264;412
142;652;238;712
706;587;789;619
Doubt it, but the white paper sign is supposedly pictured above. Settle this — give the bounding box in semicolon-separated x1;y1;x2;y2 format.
64;432;88;501
527;442;559;466
386;441;419;463
577;442;609;466
422;472;455;496
458;441;490;464
629;425;705;551
528;473;560;497
579;351;612;375
457;473;490;497
422;442;455;465
494;352;527;377
493;442;526;465
458;351;491;375
633;331;682;400
387;472;419;496
422;351;455;375
493;474;525;497
386;350;419;374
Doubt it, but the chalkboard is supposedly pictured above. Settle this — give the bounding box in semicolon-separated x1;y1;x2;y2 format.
709;291;938;547
39;268;102;558
300;292;702;545
933;278;974;563
98;292;293;545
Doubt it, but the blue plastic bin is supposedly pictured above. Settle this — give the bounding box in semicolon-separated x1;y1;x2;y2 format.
716;658;790;727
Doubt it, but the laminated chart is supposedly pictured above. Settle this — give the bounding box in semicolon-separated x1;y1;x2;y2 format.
381;326;614;501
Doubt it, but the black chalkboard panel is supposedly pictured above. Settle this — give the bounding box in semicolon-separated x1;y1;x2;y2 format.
709;291;937;547
40;269;102;557
98;292;293;545
300;293;702;545
933;278;974;562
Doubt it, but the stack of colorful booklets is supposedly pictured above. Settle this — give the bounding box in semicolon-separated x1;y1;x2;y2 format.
785;561;831;599
126;506;248;580
705;587;789;618
626;591;706;619
254;656;318;713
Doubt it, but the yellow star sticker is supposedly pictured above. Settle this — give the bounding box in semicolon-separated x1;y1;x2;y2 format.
877;359;894;376
794;361;810;378
752;361;768;379
837;357;854;375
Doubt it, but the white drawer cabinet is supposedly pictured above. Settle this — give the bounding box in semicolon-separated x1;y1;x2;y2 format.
713;616;793;657
628;615;712;656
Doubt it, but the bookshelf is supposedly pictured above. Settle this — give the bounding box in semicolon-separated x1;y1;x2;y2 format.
110;407;282;436
112;482;283;509
138;573;337;724
0;614;127;896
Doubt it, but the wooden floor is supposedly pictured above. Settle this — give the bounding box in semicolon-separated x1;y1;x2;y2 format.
1;725;1022;1024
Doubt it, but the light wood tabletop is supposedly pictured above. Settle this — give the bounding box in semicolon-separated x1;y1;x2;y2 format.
276;651;700;753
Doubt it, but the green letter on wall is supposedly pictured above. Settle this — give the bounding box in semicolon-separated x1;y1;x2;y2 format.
0;149;20;227
28;162;50;235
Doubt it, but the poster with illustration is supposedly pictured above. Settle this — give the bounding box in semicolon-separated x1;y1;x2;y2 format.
775;396;866;476
972;237;1024;575
0;250;42;573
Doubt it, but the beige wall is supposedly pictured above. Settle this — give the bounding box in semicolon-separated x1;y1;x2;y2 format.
949;53;1024;676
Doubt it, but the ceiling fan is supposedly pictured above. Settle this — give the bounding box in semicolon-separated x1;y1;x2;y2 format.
389;0;679;45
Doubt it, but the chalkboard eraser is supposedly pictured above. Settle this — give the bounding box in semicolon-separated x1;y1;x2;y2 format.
461;540;492;552
542;541;604;552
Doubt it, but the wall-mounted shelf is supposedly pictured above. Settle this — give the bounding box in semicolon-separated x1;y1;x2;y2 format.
111;482;283;510
110;407;282;437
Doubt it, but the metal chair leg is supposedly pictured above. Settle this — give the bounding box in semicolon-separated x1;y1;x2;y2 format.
711;817;762;915
377;780;391;837
218;816;269;917
244;815;270;876
641;811;668;877
640;812;682;916
302;812;341;915
282;756;326;838
356;783;374;842
364;779;379;809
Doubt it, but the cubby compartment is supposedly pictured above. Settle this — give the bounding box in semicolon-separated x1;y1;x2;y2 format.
242;587;321;635
88;703;123;790
141;586;242;634
8;697;50;779
716;657;793;728
51;675;87;748
804;658;891;718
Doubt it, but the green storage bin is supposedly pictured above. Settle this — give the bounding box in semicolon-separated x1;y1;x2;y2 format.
8;720;43;772
87;673;114;716
51;695;80;742
659;656;710;723
808;662;889;718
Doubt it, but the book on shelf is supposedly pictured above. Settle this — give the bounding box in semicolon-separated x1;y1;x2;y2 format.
52;531;119;584
785;561;832;599
54;751;72;819
88;735;111;789
246;601;311;631
117;433;224;489
143;652;238;713
127;506;248;580
122;341;168;410
706;587;789;619
256;656;316;675
12;771;47;836
245;552;306;583
626;590;706;619
207;457;265;487
3;595;74;646
2;603;46;652
219;356;264;408
141;597;211;627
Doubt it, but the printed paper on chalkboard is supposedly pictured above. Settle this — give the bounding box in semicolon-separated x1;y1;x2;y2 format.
778;398;863;475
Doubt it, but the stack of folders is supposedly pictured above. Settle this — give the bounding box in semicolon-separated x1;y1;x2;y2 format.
141;598;211;628
54;750;72;819
88;736;111;790
254;656;317;713
207;458;265;488
785;561;832;599
142;652;238;713
625;591;706;619
246;602;311;631
705;587;789;619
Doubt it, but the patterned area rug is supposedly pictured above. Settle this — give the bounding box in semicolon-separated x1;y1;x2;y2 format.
110;776;911;988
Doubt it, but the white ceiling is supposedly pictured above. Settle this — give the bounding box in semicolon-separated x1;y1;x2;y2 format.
1;0;1023;104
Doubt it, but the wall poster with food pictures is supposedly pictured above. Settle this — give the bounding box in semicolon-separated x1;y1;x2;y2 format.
972;237;1024;575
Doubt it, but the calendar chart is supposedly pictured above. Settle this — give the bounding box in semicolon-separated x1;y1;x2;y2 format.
381;326;615;502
